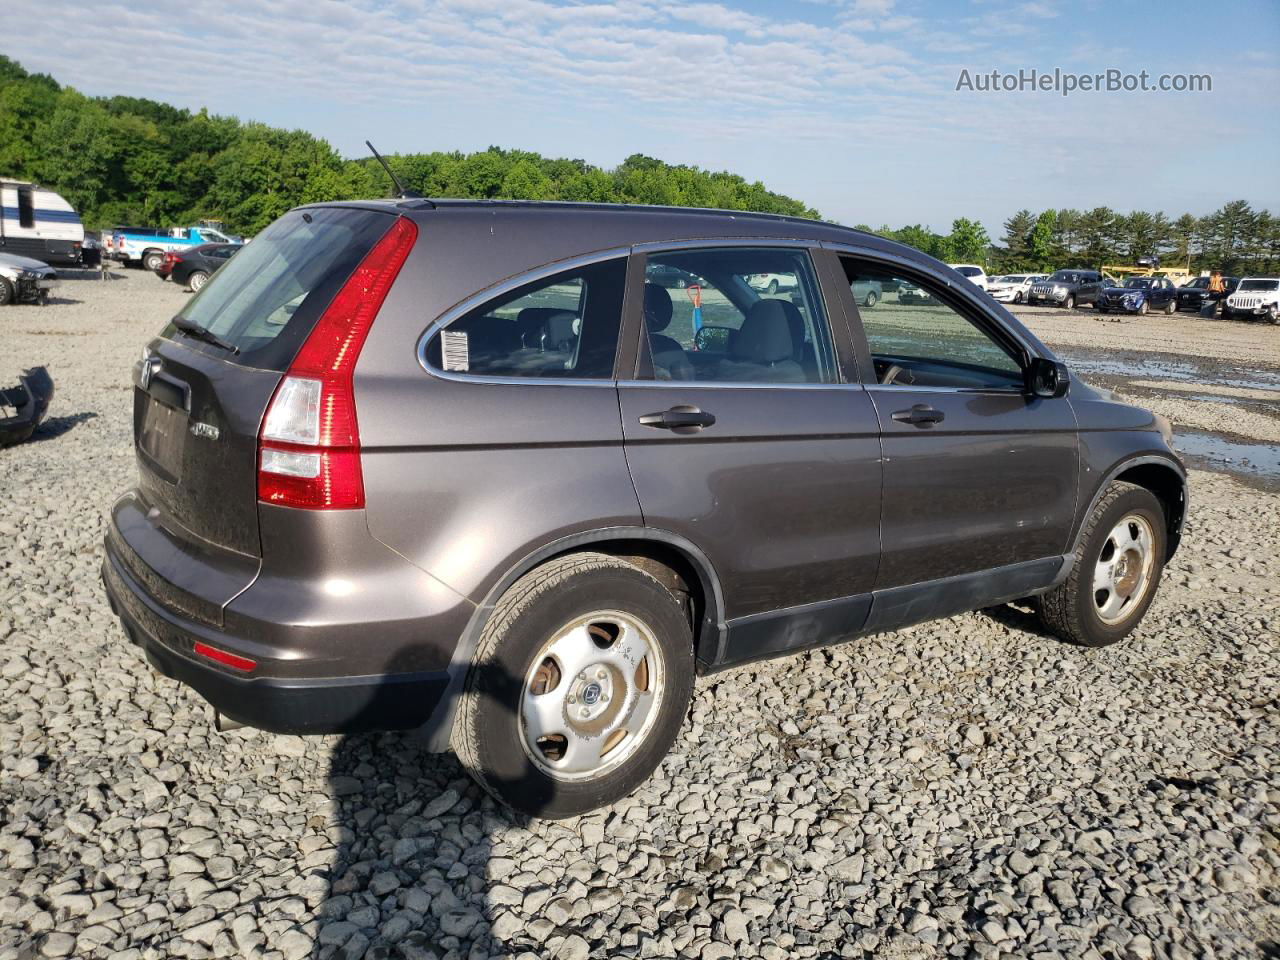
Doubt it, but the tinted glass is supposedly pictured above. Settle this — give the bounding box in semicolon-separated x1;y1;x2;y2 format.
843;260;1023;390
167;207;393;370
641;248;836;384
424;259;625;379
17;187;34;228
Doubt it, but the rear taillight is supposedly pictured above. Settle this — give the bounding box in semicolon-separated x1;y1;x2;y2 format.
257;216;417;510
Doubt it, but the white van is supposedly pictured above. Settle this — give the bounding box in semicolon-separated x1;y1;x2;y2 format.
0;179;86;266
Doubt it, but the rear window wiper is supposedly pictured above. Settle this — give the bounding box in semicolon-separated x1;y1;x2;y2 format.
172;317;240;355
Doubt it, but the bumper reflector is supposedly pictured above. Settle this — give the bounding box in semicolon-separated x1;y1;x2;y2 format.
193;641;257;672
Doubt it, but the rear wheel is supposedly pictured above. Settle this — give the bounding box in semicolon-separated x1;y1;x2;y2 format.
453;553;694;819
187;270;209;292
142;250;165;272
864;289;878;308
1165;298;1176;314
1036;482;1166;647
0;277;13;306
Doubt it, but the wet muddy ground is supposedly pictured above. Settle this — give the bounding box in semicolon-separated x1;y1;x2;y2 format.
1012;304;1280;491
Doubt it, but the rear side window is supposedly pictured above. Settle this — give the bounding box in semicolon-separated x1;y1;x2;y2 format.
423;259;626;380
641;247;838;384
168;207;394;370
17;187;34;228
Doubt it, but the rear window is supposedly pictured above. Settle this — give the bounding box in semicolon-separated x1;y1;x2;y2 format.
166;207;395;370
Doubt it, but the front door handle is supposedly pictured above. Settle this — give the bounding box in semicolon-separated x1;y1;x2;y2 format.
891;404;945;426
639;406;716;430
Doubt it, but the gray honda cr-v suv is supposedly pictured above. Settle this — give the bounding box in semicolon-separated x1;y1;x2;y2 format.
103;200;1186;818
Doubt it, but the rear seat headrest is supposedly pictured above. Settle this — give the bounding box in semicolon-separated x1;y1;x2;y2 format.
644;283;674;332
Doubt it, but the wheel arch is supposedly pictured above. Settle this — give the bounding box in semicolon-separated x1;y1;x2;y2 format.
417;526;726;752
1076;455;1187;562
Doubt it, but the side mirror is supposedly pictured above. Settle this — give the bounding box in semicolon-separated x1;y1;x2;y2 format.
1027;357;1070;398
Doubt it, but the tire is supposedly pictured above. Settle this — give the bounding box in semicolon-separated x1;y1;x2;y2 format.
1063;294;1075;310
453;552;695;819
1036;482;1166;647
1270;305;1279;325
187;270;209;292
1014;291;1023;304
863;289;878;308
143;250;165;272
1136;300;1148;316
767;279;779;294
1164;298;1176;315
0;277;13;306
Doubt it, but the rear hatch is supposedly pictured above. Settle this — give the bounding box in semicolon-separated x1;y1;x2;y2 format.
118;206;400;625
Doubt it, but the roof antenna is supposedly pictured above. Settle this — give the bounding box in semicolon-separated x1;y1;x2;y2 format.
366;140;426;202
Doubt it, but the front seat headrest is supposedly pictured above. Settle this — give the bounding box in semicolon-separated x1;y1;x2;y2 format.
732;299;794;363
644;283;674;332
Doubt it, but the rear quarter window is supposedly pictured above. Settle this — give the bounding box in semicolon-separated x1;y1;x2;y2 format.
166;207;397;371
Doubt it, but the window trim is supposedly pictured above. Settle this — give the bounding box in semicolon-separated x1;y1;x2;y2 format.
823;243;1038;392
416;247;630;387
629;242;846;386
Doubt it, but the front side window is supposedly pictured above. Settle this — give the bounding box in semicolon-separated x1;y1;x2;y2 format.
641;247;837;384
842;259;1024;391
424;259;625;379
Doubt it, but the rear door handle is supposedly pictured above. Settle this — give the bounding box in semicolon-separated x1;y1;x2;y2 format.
891;404;945;426
639;406;716;430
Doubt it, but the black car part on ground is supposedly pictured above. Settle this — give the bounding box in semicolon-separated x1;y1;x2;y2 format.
0;366;54;447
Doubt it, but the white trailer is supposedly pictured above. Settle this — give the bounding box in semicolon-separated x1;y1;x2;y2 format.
0;179;85;266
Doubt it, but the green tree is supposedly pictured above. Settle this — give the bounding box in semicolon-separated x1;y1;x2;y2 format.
947;217;990;265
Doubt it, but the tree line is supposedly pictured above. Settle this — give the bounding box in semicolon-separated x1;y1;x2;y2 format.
862;201;1280;276
3;55;1275;277
0;56;816;234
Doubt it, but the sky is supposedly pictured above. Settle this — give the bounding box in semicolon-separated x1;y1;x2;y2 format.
5;0;1279;235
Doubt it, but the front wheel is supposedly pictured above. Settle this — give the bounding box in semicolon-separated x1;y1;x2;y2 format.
453;553;694;819
1014;291;1023;303
0;277;13;306
1270;304;1279;325
1036;482;1166;647
864;289;878;308
1063;294;1075;310
1137;300;1149;316
187;270;209;292
767;279;779;294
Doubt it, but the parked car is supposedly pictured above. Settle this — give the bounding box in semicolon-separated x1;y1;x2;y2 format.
746;272;797;294
1176;275;1239;313
1027;269;1105;309
111;225;240;271
102;200;1187;819
1096;277;1178;315
158;243;240;291
987;274;1046;304
1223;277;1280;323
852;277;883;307
0;252;58;305
897;281;936;304
948;263;988;291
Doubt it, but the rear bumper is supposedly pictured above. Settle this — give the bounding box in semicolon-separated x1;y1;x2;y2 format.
102;544;450;735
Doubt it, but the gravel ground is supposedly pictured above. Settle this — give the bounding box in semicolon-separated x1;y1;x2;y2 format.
1;271;1278;960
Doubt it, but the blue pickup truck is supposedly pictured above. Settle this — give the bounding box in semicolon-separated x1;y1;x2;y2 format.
109;225;240;271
